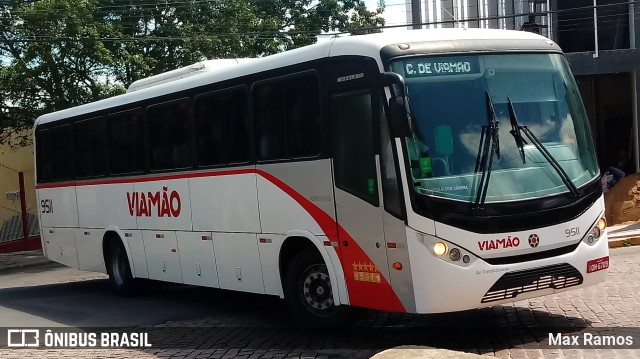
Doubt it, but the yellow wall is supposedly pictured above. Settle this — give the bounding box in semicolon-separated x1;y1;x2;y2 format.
0;141;34;171
0;136;37;236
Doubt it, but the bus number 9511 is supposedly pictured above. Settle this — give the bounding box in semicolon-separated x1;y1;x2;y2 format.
41;199;53;214
565;226;580;237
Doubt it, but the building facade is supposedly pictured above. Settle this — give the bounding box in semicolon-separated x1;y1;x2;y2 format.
0;136;38;241
407;0;640;174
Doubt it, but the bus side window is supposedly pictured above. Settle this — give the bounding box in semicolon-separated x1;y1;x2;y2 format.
285;75;321;158
147;99;193;170
224;91;250;163
36;129;54;182
75;117;107;178
109;109;144;174
254;83;285;160
254;72;321;161
196;88;249;166
331;90;379;205
380;102;404;218
52;125;74;180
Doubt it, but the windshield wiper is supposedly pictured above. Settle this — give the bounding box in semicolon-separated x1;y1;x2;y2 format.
507;96;527;164
507;98;579;197
473;92;500;208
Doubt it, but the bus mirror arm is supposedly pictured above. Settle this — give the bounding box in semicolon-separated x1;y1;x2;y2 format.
380;72;411;138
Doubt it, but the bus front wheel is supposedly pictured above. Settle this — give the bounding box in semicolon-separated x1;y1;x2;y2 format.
284;248;351;326
106;240;135;296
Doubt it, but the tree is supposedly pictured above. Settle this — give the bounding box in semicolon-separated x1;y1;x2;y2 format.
98;0;385;82
0;0;384;147
0;0;124;147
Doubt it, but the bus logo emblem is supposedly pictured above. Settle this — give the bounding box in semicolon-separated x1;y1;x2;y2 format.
528;234;540;248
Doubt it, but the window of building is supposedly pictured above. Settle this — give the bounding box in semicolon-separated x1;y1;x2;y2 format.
557;0;629;52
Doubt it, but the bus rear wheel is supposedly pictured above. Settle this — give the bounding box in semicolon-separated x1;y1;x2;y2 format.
284;248;351;326
106;240;135;296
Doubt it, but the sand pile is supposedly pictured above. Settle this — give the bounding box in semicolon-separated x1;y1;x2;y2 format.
604;173;640;225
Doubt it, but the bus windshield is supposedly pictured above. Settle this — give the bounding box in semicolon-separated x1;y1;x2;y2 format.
389;53;599;203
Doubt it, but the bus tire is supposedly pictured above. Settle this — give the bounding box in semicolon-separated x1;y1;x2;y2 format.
284;248;351;326
105;240;135;296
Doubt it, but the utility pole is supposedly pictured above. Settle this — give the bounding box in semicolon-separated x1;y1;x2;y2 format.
411;0;422;29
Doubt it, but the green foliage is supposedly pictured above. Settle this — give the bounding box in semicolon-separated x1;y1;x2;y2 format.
0;0;384;147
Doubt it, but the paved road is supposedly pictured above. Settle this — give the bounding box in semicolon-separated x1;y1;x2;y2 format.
0;247;639;358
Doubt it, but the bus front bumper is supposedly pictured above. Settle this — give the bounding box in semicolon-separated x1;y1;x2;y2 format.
406;231;609;314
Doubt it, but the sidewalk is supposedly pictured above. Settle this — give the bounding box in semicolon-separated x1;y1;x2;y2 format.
607;222;640;248
0;249;51;273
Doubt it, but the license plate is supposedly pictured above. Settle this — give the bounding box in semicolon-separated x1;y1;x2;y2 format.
586;256;609;273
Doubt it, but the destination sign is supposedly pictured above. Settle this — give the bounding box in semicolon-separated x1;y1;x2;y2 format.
403;57;480;78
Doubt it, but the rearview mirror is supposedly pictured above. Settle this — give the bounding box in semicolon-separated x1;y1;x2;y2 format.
380;72;411;138
388;97;411;138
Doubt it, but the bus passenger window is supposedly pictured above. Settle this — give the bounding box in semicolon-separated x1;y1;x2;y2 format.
285;76;320;158
148;99;193;170
52;125;74;180
255;84;285;160
36;129;54;182
254;72;321;161
109;109;144;174
196;88;249;166
75;117;107;178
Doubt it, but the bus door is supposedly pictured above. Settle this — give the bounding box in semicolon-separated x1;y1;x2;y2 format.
330;89;394;309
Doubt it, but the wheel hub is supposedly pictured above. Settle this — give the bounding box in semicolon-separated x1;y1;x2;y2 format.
302;267;333;310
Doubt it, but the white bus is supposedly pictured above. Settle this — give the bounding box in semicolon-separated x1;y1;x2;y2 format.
34;28;609;325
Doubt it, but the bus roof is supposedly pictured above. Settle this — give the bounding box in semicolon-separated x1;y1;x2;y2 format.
34;28;559;127
126;58;258;93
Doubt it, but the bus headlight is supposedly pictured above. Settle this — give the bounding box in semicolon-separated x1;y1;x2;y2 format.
416;232;475;266
597;217;607;231
434;242;447;256
584;217;605;245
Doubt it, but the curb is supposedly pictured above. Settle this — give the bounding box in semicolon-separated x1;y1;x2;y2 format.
0;258;53;273
371;346;486;358
608;237;640;248
0;250;53;273
608;238;627;248
627;237;640;246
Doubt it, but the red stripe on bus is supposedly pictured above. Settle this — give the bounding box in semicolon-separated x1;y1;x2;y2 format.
36;169;407;313
35;169;253;189
257;170;406;313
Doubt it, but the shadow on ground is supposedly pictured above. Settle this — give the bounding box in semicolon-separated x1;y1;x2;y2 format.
0;274;594;356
